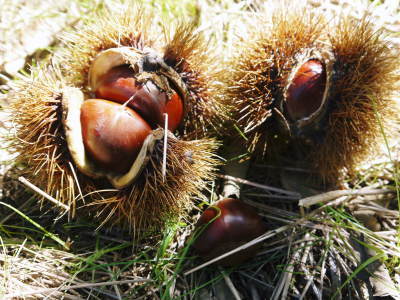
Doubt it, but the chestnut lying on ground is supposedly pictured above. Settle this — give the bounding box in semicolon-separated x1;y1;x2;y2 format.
192;198;267;266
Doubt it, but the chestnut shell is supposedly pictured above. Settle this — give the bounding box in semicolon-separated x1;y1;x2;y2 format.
192;198;267;266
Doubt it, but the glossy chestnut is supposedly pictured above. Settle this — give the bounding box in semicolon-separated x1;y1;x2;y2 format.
80;99;151;174
192;198;267;266
94;65;184;131
285;59;326;121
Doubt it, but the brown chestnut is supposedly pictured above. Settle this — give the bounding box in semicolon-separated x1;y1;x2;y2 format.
94;65;184;131
80;99;151;174
285;59;326;121
192;198;267;266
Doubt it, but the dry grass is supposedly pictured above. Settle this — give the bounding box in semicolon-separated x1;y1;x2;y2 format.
0;0;399;299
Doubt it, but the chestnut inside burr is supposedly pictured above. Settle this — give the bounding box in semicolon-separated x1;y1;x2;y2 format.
192;198;267;266
95;65;184;132
80;99;152;174
79;60;186;175
285;59;326;121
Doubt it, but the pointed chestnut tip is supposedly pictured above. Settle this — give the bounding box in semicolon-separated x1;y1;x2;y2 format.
192;198;267;266
285;59;327;121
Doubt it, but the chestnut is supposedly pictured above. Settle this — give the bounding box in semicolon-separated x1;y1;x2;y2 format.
285;59;326;121
94;65;184;131
192;198;267;266
80;99;151;174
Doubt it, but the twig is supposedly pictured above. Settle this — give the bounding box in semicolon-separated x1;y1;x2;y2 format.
221;141;250;198
298;232;321;300
318;231;330;300
299;188;393;208
244;193;301;200
108;265;122;300
69;161;84;206
221;269;242;300
238;271;275;290
162;113;168;182
218;175;301;197
355;204;399;216
271;230;299;300
244;199;299;218
18;176;69;211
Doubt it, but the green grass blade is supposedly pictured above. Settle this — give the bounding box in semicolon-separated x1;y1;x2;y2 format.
0;201;69;250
